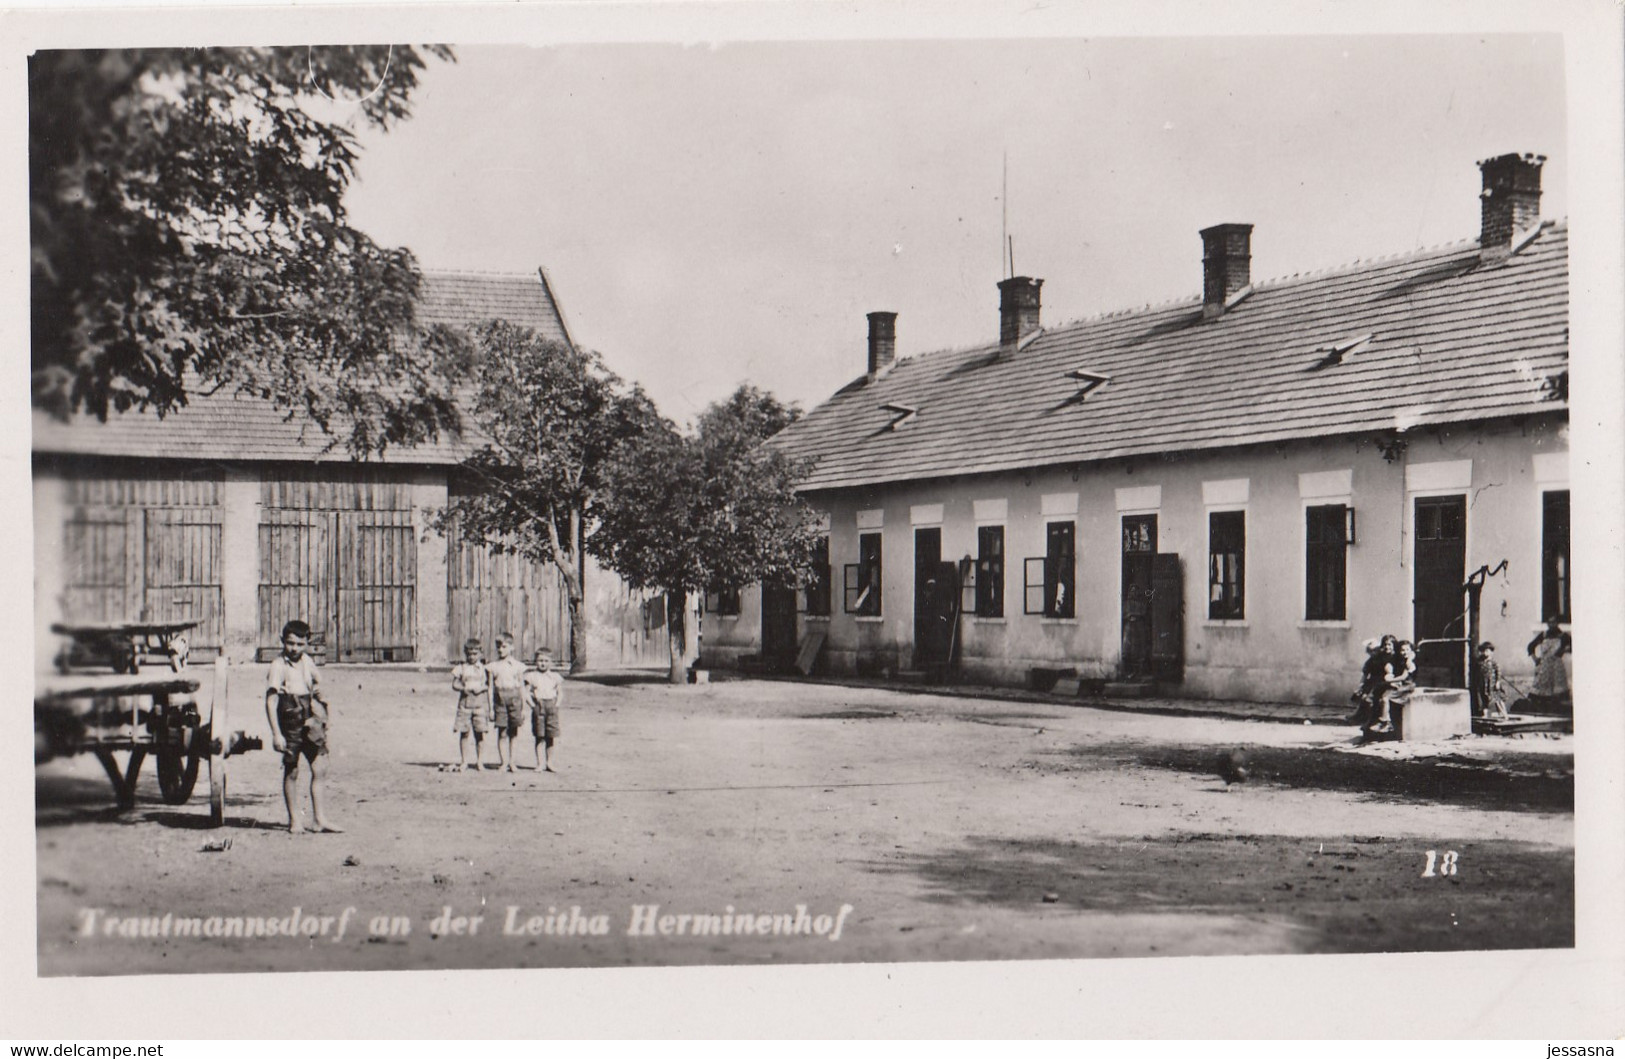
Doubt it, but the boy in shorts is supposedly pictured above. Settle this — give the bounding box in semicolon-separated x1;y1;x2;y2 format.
523;647;565;772
451;638;493;771
487;633;528;772
265;620;342;833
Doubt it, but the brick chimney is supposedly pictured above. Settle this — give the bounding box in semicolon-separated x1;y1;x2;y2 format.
998;276;1043;353
1478;152;1545;260
866;311;897;381
1200;223;1253;319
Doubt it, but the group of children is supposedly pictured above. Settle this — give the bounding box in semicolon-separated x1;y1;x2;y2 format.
262;620;566;834
449;634;564;773
1348;634;1418;735
1350;634;1512;736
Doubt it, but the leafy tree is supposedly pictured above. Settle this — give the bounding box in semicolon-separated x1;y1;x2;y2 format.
593;386;824;683
437;321;661;672
30;46;462;457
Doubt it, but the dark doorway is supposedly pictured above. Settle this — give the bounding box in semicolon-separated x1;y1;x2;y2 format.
1150;553;1184;682
1414;495;1468;687
760;583;799;670
913;528;957;670
1121;514;1158;678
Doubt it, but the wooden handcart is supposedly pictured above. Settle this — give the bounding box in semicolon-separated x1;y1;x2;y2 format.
50;619;199;675
34;658;260;825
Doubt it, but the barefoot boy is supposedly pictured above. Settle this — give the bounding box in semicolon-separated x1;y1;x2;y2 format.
451;638;493;771
487;633;528;772
265;620;342;833
522;647;565;771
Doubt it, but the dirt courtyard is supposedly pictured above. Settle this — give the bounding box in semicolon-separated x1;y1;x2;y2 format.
34;666;1574;975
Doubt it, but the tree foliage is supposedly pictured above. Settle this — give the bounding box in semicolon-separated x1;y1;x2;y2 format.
436;321;661;670
30;46;462;457
593;385;824;681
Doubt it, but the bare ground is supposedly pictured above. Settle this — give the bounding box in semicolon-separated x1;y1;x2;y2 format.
35;667;1574;975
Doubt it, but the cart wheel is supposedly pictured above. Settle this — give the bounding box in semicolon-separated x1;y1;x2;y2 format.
155;743;200;804
206;657;229;826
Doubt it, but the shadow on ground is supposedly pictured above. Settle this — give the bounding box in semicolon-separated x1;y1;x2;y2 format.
1053;742;1573;813
570;669;673;687
872;832;1573;954
34;772;276;829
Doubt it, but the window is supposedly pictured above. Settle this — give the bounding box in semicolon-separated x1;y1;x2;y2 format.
704;585;740;617
1542;490;1570;623
1208;510;1245;620
1305;503;1348;620
804;535;831;617
1024;521;1076;618
844;532;882;615
974;525;1004;617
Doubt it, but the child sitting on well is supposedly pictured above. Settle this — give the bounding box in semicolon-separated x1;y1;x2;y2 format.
1370;638;1416;735
1349;637;1385;727
450;638;493;772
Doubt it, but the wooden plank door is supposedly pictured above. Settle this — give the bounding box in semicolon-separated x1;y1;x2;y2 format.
257;510;333;662
63;505;135;624
447;530;570;666
1414;495;1467;687
336;509;416;662
1120;514;1158;678
760;583;799;667
143;508;224;656
1150;552;1184;683
912;528;956;669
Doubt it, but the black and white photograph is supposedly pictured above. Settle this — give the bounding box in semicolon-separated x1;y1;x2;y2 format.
7;0;1624;1040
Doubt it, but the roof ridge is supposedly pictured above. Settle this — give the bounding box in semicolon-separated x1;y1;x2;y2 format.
423;268;544;281
981;221;1570;344
1254;234;1480;291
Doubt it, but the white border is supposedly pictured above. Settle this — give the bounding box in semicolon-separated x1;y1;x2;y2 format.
5;0;1623;1042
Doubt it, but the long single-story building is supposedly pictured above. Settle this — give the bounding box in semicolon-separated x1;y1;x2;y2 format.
703;153;1570;705
32;269;670;671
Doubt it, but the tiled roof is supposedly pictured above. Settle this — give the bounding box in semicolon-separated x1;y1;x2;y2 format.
31;270;571;465
774;224;1569;492
417;268;572;346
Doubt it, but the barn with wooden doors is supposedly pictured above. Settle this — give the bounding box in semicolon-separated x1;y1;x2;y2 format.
32;269;670;672
703;153;1572;707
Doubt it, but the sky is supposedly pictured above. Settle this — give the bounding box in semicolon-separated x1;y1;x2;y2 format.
330;33;1568;425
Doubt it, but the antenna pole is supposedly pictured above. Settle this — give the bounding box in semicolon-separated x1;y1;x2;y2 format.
1008;236;1015;280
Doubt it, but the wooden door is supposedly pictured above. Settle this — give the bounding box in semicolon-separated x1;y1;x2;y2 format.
143;508;224;656
1150;552;1184;682
257;510;334;661
761;583;799;667
1414;495;1467;687
336;509;416;662
912;528;956;669
1120;514;1158;678
446;528;570;666
63;505;133;624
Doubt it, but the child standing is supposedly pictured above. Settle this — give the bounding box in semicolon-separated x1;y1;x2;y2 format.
264;620;342;833
451;638;493;772
487;633;528;773
522;647;565;772
1476;641;1510;719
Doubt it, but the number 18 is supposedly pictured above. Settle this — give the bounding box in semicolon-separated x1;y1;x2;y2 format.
1422;850;1459;877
